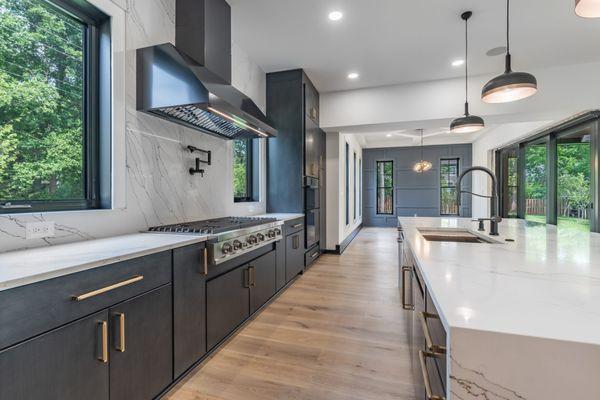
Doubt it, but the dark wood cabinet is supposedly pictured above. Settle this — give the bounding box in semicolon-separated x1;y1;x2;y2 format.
305;116;319;178
250;251;277;313
274;238;286;291
286;230;305;282
0;310;109;400
410;266;426;400
109;284;173;400
206;265;250;350
304;79;319;124
173;244;207;377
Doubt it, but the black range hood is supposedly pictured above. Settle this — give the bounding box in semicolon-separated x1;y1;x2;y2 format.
136;0;276;140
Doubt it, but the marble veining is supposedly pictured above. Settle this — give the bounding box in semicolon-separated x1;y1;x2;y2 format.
0;0;267;253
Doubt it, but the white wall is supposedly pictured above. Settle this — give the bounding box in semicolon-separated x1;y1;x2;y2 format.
325;132;363;250
0;0;268;253
320;61;600;133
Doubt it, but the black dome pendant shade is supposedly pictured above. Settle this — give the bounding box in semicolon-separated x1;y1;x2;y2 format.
481;0;537;103
450;11;484;134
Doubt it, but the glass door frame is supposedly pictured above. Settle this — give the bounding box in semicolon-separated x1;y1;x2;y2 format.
495;111;599;232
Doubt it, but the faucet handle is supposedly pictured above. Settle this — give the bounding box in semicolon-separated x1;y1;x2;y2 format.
471;219;486;231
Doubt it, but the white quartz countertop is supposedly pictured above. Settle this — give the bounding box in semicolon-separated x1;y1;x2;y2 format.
398;217;600;346
253;213;305;222
0;233;208;292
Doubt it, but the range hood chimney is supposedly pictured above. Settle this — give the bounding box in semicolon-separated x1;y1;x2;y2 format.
136;0;276;140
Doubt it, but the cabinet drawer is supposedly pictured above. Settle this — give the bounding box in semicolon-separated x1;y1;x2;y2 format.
305;244;320;267
426;291;447;391
284;217;304;236
0;251;172;350
285;231;305;282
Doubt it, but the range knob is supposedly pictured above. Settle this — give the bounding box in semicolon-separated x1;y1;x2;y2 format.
256;233;265;242
267;230;276;238
247;235;258;245
274;228;282;236
232;240;243;250
222;242;233;254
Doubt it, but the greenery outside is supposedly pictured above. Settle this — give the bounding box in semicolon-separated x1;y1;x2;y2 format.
0;0;86;202
233;139;249;199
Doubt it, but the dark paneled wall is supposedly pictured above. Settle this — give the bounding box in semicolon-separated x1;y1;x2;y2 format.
362;144;472;227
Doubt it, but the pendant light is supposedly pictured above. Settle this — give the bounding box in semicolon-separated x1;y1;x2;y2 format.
575;0;600;18
413;129;432;173
481;0;537;103
450;11;485;134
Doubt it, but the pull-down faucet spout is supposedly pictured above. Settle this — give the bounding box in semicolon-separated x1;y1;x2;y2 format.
456;166;502;236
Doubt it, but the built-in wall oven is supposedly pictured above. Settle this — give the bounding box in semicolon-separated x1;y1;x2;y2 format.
305;176;320;249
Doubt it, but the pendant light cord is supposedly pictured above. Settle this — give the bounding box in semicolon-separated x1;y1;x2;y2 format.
506;0;510;54
420;129;424;161
464;14;469;113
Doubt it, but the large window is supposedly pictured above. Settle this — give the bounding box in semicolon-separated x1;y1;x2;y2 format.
233;139;259;202
0;0;108;213
345;142;349;224
353;152;357;220
440;158;459;215
496;112;599;232
376;161;393;215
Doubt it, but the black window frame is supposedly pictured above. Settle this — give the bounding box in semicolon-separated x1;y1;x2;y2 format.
0;0;111;214
440;158;460;216
495;111;600;232
233;138;260;203
376;160;394;215
345;142;350;225
353;152;357;221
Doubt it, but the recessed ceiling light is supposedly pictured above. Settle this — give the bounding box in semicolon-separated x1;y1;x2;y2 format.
386;134;392;137
347;72;359;80
452;59;465;67
328;11;343;21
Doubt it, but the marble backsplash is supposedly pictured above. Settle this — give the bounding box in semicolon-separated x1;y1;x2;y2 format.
0;0;267;253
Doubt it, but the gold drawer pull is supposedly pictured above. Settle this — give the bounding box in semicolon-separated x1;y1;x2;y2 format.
401;266;414;310
114;313;126;352
292;223;303;228
201;248;208;275
419;350;446;400
419;311;447;354
72;275;144;301
97;321;108;363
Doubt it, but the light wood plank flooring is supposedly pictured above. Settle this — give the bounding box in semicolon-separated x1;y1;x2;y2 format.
165;227;417;400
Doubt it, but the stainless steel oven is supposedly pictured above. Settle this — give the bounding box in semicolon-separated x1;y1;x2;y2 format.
304;176;319;210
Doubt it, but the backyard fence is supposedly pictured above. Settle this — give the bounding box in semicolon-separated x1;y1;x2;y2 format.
526;198;589;219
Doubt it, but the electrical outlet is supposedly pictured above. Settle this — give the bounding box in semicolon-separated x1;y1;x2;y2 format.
25;221;55;240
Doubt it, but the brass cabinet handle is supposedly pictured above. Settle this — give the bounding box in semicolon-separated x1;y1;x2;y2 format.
419;311;446;354
292;223;303;228
114;313;126;352
292;235;299;249
401;266;415;310
310;251;319;258
201;247;208;275
72;275;144;301
97;321;108;363
418;350;446;400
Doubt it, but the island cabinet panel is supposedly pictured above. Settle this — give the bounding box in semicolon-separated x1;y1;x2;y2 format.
109;284;173;400
274;238;286;291
285;229;305;282
173;244;207;378
410;266;426;400
250;251;277;313
426;291;447;392
0;309;109;400
206;265;250;350
0;250;171;351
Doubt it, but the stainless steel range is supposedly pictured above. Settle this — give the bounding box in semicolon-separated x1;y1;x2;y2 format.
148;216;283;264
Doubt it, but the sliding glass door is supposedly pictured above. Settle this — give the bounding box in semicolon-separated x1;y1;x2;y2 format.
495;112;599;232
556;129;591;232
524;140;548;223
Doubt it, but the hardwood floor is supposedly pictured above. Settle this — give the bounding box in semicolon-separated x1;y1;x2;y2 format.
165;227;418;400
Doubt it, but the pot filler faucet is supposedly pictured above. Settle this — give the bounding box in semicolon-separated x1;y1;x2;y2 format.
456;166;502;236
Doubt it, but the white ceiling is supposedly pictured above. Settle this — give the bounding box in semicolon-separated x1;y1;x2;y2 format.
355;127;481;149
229;0;600;93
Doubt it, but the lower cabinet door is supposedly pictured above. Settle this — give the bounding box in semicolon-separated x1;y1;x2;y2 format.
173;244;207;378
274;239;286;291
0;310;109;400
285;232;304;282
206;266;250;350
109;284;173;400
250;251;277;313
411;268;426;400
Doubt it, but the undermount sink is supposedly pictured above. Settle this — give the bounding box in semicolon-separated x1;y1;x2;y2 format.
417;228;500;244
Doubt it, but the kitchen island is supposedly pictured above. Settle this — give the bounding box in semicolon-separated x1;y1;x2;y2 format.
398;216;600;400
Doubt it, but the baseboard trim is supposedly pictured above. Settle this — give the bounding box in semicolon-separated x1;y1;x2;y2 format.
323;224;363;255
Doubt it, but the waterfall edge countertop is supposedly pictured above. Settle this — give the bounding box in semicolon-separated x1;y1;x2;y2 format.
0;233;208;292
399;217;600;399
